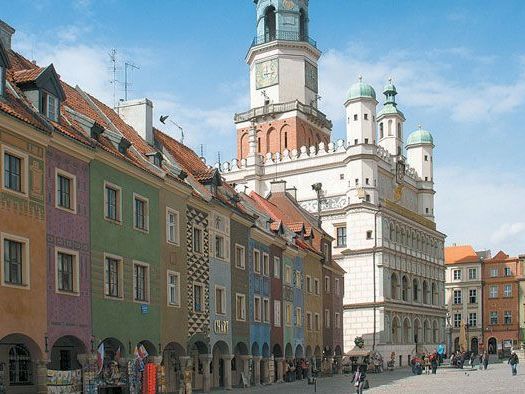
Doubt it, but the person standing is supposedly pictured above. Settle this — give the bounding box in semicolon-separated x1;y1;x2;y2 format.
508;351;519;376
469;352;475;368
350;365;367;394
482;351;489;370
430;353;438;374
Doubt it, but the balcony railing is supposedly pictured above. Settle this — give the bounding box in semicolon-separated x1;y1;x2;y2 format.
234;100;332;129
251;30;317;48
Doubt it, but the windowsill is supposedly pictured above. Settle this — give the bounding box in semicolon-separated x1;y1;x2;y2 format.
236;317;247;322
1;282;30;290
104;217;122;226
335;245;347;249
134;298;150;305
56;204;77;215
216;312;226;316
168;302;181;308
56;289;80;297
235;265;246;270
104;294;124;301
1;186;28;198
133;226;150;234
167;240;180;247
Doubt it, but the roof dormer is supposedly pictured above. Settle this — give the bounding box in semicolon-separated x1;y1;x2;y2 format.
146;151;163;167
13;64;65;122
0;39;10;99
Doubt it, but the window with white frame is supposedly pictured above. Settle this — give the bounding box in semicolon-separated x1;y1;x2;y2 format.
489;285;498;298
215;286;226;315
490;267;498;277
193;283;204;313
295;271;302;289
325;276;330;293
453;269;461;280
2;147;28;195
263;298;270;323
306;312;312;330
42;91;59;121
273;256;280;278
324;309;330;328
133;262;149;302
133;194;149;232
306;275;312;293
468;268;477;280
490;311;498;325
236;293;246;321
274;300;281;327
235;244;245;269
192;226;203;254
453;313;462;328
56;169;76;212
315;313;320;331
284;265;292;285
336;226;346;247
263;253;270;276
335;278;340;295
504;284;512;297
166;208;180;245
314;278;320;295
295;307;302;327
2;234;30;287
469;289;477;304
167;271;180;306
211;213;229;261
285;302;292;326
335;312;341;329
104;254;123;299
253;249;261;274
504;310;512;324
254;295;261;322
55;248;79;294
104;182;121;222
214;234;225;259
468;312;477;327
504;267;512;277
453;289;462;304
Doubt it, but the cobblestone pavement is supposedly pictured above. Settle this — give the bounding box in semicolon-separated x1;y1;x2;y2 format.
213;362;524;393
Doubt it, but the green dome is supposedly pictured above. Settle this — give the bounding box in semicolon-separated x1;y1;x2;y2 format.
383;82;397;94
406;127;433;146
346;79;376;101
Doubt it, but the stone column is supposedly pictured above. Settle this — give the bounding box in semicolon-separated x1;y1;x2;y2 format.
199;354;212;392
35;360;48;394
77;353;97;394
335;356;343;374
238;355;251;387
253;356;261;386
275;357;284;383
327;357;334;376
222;354;234;390
262;358;271;385
178;356;191;394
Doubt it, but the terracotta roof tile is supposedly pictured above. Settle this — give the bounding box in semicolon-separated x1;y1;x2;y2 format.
61;82;110;129
444;245;479;264
490;250;510;261
13;67;44;84
7;50;38;72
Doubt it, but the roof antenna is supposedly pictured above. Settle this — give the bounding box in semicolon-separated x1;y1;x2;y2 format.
200;144;204;158
217;151;221;166
124;61;139;101
108;49;119;108
160;115;185;144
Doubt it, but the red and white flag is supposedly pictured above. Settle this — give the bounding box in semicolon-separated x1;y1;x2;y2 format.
97;342;105;374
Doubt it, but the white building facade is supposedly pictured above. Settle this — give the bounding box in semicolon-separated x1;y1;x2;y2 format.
219;0;446;364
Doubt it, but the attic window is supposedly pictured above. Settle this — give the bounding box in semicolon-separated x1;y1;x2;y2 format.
42;91;59;121
153;155;161;167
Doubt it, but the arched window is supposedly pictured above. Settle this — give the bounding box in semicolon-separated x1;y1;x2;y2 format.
9;345;32;385
401;275;408;301
431;282;437;305
422;280;429;304
392;317;400;344
284;132;288;149
389;224;395;242
403;318;411;344
264;6;276;42
391;273;399;299
397;123;401;138
388;119;393;136
412;278;419;302
379;123;384;139
299;9;307;40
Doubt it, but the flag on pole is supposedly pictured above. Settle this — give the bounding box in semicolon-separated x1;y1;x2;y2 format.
115;346;121;363
96;342;105;374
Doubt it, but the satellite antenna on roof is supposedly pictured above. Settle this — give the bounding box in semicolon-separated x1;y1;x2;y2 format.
124;61;139;101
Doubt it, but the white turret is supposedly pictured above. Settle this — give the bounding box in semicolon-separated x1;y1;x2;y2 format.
344;77;377;146
406;125;435;219
377;80;405;156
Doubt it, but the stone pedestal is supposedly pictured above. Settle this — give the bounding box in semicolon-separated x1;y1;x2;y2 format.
36;360;48;394
275;357;284;383
253;356;261;385
222;354;234;390
199;354;212;392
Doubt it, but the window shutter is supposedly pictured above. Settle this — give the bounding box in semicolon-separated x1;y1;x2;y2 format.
225;238;230;262
104;261;109;295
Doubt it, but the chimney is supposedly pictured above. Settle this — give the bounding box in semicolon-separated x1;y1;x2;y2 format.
286;187;297;200
270;180;286;193
115;98;154;145
0;20;15;51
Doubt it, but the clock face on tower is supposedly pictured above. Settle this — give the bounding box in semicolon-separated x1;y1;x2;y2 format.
282;0;296;10
305;61;318;93
255;59;279;89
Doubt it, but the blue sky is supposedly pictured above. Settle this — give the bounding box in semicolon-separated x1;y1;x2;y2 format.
3;0;525;256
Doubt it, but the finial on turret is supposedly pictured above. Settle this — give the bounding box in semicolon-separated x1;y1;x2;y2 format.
418;124;422;129
388;77;393;84
358;75;363;82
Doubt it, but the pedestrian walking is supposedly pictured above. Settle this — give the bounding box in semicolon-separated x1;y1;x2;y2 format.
482;351;489;370
350;365;367;394
430;352;438;374
469;352;475;368
508;351;519;376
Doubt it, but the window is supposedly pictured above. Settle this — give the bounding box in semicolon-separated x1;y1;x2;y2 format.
236;293;246;321
56;170;76;212
468;313;477;327
325;309;330;328
325;276;330;293
468;268;477;280
104;182;121;222
193;283;204;313
335;312;341;329
314;278;320;295
489;285;498;298
215;286;226;315
490;268;498;277
323;243;329;259
214;235;225;259
263;253;270;276
424;155;428;161
335;278;340;295
273;256;280;278
55;249;79;294
263;298;270;323
453;313;461;328
3;148;27;194
9;344;32;385
469;289;477;304
284;265;292;285
235;244;246;269
364;113;369;120
366;230;372;240
306;276;312;293
253;249;261;274
314;313;320;331
167;271;180;306
504;284;512;297
295;271;302;289
192;227;203;254
306;312;312;330
274;300;281;327
490;311;498;325
133;194;149;231
453;269;461;280
504;311;512;324
104;255;123;299
339;174;344;180
453;290;462;304
285;302;292;326
295;307;302;326
43;91;59;121
504;267;512;277
133;262;149;302
353;114;358;121
336;226;347;247
2;236;29;287
379;122;384;139
166;208;180;245
254;296;261;322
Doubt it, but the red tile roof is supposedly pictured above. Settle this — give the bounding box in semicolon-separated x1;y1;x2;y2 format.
444;245;479;264
491;251;510;261
13;67;44;84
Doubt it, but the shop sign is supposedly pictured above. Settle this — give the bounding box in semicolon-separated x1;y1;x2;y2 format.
214;320;229;334
140;304;149;314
